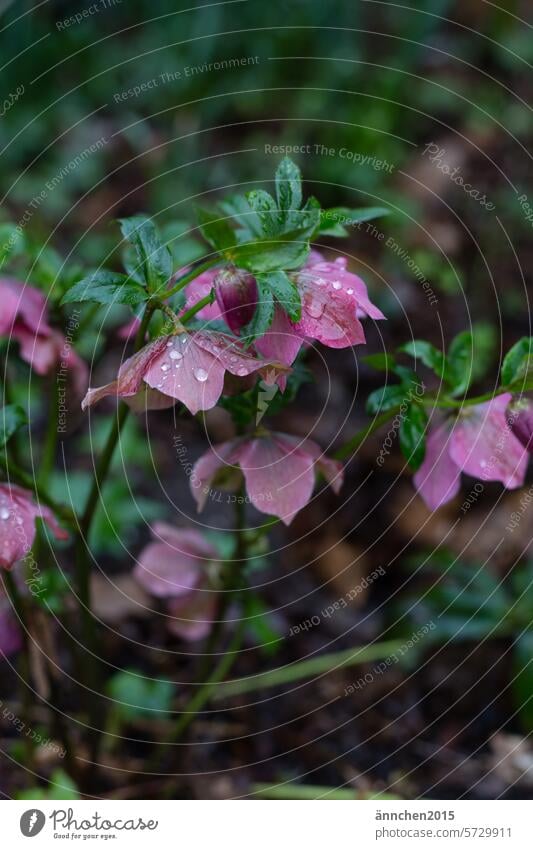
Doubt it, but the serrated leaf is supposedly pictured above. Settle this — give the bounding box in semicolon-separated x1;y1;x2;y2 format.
229;231;310;273
61;272;148;306
196;206;237;251
118;215;172;292
246;190;280;237
399;402;428;470
0;405;27;448
219;195;263;239
276;157;302;219
502;337;533;387
259;270;301;321
241;276;275;343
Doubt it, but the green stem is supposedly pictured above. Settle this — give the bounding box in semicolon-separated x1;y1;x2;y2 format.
251;782;398;800
166;619;245;748
38;376;60;487
74;305;155;761
164;257;220;299
213;638;405;700
179;292;214;324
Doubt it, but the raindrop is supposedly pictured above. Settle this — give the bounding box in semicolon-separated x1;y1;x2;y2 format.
332;281;342;290
0;508;10;520
237;366;247;376
194;368;208;382
169;350;182;360
161;364;170;371
346;288;354;295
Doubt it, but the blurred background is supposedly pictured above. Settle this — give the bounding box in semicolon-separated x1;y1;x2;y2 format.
1;0;532;800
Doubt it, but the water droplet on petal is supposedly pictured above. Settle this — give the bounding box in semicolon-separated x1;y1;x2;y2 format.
194;368;208;382
306;299;325;319
169;350;182;360
346;288;354;295
0;508;10;520
161;364;169;371
332;281;342;290
237;366;247;376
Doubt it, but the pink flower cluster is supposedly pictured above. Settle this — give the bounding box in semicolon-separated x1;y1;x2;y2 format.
0;277;87;392
413;394;530;510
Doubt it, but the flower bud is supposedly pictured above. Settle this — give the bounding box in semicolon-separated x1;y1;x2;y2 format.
214;266;257;334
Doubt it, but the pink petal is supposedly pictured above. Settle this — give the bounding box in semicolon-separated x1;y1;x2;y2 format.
413;423;462;510
450;394;528;489
0;485;67;570
293;264;367;348
183;270;222;322
134;542;202;598
82;337;169;410
255;306;304;367
0;278;51;336
190;439;244;511
144;334;226;415
167;590;218;641
237;436;316;525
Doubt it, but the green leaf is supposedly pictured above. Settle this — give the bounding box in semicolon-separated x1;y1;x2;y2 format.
513;632;533;733
118;215;172;292
196;206;237;251
241;276;274;343
276;157;302;219
446;330;474;395
0;405;27;448
366;384;410;415
107;670;174;720
60;271;148;306
399;402;428;470
246;190;280;237
362;353;397;372
399;340;446;379
502;337;533;387
318;206;390;235
219;195;263;239
0;222;24;267
260;270;301;321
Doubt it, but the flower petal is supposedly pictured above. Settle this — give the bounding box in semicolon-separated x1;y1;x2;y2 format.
144;334;226;415
450;394;528;489
237;435;316;525
190;439;244;511
413;423;462;510
254;306;304;367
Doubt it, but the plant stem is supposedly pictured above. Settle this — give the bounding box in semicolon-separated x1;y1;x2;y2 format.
164;257;220;300
74;305;155;762
166;618;245;749
213;638;405;700
38;375;60;487
179;292;214;324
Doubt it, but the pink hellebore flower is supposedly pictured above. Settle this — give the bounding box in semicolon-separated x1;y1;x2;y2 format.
82;329;287;416
413;394;528;511
0;277;87;391
0;484;68;570
183;269;223;323
191;431;344;525
255;255;385;366
133;523;219;641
